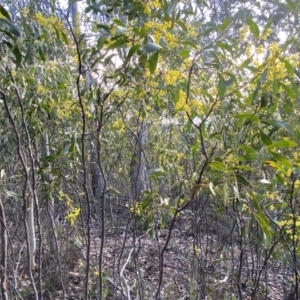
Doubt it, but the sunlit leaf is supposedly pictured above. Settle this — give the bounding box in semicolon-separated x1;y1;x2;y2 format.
0;4;11;20
148;51;159;74
144;43;162;53
246;17;260;39
0;18;20;37
268;140;297;149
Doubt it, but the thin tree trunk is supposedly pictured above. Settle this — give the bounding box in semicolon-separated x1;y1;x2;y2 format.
132;121;149;201
0;194;8;300
42;133;56;254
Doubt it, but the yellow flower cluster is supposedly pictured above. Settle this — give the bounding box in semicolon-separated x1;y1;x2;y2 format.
111;118;125;133
165;69;183;85
175;90;190;113
277;215;300;244
266;191;278;201
268;61;286;80
256;45;264;55
59;191;80;226
239;26;249;41
260;28;273;41
66;208;81;226
165;32;177;47
186;24;199;38
36;85;48;95
35;12;65;34
225;153;235;165
189;99;203;115
143;0;162;15
295;180;300;189
54;94;91;120
245;43;252;57
143;20;172;43
269;42;280;61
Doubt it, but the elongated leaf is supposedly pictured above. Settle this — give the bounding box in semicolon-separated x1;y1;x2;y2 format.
236;175;250;186
219;18;231;31
209;161;227;171
144;43;162;53
237;153;258;161
254;212;272;247
0;4;11;20
125;44;140;63
272;78;278;94
282;59;294;74
286;0;296;10
240;57;252;68
13;46;22;67
176;20;188;31
268;140;297;149
264;160;287;172
108;38;128;50
260;130;272;146
148;51;158;74
0;18;20;37
262;119;293;133
260;68;268;83
112;19;126;27
234;9;244;19
239;145;257;154
246;17;259;39
269;150;292;169
281;82;296;99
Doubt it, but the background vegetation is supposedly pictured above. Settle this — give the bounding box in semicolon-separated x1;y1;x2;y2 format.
0;0;300;299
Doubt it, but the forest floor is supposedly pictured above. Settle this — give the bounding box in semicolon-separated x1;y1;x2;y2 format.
51;208;295;300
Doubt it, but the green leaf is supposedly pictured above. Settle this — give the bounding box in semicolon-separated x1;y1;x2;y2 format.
272;78;278;94
107;38;128;50
237;153;259;161
112;19;126;27
260;68;268;83
179;49;190;57
144;43;162;53
254;212;272;247
148;52;159;74
236;175;250;186
38;45;46;61
264;160;286;172
262;119;293;133
125;44;140;63
282;59;294;74
176;20;188;32
280;82;296;99
286;0;296;10
0;28;14;39
182;41;198;50
221;78;234;87
260;130;272;146
240;57;252;68
234;9;245;19
219;18;231;31
257;146;264;167
209;161;227;171
268;140;297;149
0;18;20;37
13;46;22;67
235;113;260;124
246;17;260;39
239;145;257;154
216;41;233;55
0;4;11;20
269;150;292;169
